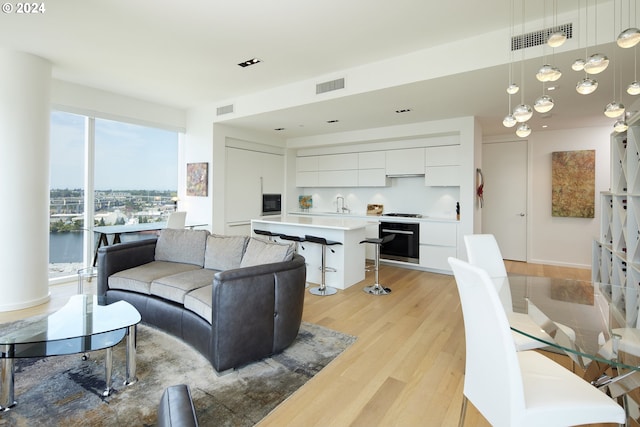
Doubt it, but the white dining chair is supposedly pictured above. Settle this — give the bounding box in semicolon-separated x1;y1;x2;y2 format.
167;211;187;229
448;257;626;427
464;234;577;352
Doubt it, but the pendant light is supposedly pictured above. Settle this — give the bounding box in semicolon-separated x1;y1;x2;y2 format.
572;59;586;71
605;102;626;118
547;0;567;47
577;77;599;94
584;53;610;74
516;123;532;137
618;28;640;48
614;119;629;132
535;94;555;113
617;0;640;48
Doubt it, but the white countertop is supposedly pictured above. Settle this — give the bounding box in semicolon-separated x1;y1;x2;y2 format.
252;215;368;230
287;211;458;223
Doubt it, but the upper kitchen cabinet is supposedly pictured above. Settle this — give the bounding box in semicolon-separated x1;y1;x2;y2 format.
226;147;283;224
358;151;388;187
296;156;319;187
425;145;461;187
385;148;425;176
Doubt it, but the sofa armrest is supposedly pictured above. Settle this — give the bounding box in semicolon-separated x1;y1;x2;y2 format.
97;238;158;297
210;254;306;372
157;384;198;427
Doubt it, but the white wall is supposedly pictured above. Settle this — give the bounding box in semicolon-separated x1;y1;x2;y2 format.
529;127;611;268
486;125;611;269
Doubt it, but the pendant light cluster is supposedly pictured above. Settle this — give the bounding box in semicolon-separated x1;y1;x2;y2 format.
503;0;639;136
504;0;566;138
601;0;639;133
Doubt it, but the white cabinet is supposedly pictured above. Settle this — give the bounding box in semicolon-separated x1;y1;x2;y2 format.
318;153;358;171
425;166;460;186
425;145;460;187
386;148;425;176
226;147;283;225
296;156;319;187
425;145;460;166
358;151;388;187
318;170;359;187
296;152;386;187
419;221;457;271
359;151;386;169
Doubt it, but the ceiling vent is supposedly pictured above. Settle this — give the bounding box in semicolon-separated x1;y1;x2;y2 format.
511;23;573;50
216;104;234;116
316;78;345;94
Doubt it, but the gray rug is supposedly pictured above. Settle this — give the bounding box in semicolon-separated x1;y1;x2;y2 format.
0;321;356;426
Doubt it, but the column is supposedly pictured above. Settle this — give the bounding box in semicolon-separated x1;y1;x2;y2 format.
0;50;52;311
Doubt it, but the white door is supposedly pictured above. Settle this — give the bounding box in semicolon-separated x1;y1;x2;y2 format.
482;140;528;261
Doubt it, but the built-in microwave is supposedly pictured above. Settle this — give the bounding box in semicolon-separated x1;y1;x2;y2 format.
262;194;281;215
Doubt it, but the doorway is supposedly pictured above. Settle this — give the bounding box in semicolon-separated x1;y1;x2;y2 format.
481;140;528;261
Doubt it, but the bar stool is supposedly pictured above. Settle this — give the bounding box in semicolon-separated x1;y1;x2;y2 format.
253;229;279;241
359;234;395;295
278;234;305;252
304;234;342;296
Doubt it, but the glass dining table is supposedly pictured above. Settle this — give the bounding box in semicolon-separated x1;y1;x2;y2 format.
502;274;640;402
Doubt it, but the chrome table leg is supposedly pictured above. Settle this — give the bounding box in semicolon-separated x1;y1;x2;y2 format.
102;347;113;397
124;325;137;386
0;344;16;411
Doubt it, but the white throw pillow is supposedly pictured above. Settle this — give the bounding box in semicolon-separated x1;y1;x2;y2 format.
204;234;248;271
240;237;295;268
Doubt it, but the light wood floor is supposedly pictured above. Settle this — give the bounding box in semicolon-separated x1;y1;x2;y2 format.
0;262;619;426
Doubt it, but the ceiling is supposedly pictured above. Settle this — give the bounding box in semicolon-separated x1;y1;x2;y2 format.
1;0;638;138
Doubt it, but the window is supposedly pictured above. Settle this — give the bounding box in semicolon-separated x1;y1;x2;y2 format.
49;112;178;281
49;111;86;279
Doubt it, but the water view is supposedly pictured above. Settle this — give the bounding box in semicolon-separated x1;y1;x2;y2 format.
49;188;177;278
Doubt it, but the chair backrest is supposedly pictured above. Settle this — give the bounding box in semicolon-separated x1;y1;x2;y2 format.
448;257;526;426
463;234;508;278
167;211;187;229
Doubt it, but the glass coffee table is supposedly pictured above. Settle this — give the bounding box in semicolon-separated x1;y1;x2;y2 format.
0;295;141;410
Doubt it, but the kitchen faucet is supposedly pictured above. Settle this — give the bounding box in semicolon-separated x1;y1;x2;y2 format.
336;196;350;213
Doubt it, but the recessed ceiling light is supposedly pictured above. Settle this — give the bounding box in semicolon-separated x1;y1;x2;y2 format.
547;85;558;91
395;108;412;113
238;58;262;68
326;119;339;123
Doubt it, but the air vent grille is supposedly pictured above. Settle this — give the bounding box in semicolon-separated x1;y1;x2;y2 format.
216;104;234;116
511;23;573;50
316;78;345;94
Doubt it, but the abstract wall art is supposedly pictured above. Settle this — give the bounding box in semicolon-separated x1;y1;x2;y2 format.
551;150;595;218
186;162;208;197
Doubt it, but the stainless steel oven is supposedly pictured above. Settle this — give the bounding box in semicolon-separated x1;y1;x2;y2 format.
379;220;419;264
262;194;281;216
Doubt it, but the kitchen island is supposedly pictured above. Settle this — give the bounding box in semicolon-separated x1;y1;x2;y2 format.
251;216;367;290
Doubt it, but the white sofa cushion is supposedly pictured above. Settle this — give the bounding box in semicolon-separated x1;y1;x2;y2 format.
184;285;213;324
150;268;217;304
109;261;201;295
239;237;294;268
155;229;209;266
204;234;248;271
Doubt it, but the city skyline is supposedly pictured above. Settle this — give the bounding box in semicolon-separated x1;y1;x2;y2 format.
50;111;179;191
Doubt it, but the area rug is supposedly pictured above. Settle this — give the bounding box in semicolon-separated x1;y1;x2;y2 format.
0;321;356;426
